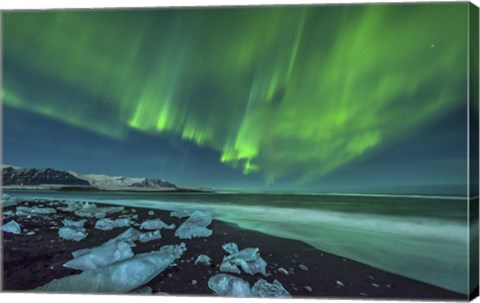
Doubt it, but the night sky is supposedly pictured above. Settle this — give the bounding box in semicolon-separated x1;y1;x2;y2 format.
1;3;472;193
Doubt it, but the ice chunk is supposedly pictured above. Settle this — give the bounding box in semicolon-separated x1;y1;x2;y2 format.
170;209;193;218
194;254;212;266
104;227;141;247
277;267;289;276
2;220;22;234
138;230;162;243
222;242;239;255
68;202;123;218
58;227;88;241
57;202;78;212
175;211;213;239
64;240;134;271
3;210;15;217
35;243;187;294
251;279;291;298
16;206;57;216
2;193;17;206
148;211;155;216
62;219;86;228
208;274;251;297
227;247;267;276
219;256;241;274
95;218;131;231
298;264;309;271
140;219;175;230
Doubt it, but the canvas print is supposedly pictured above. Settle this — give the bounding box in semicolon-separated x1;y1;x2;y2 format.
1;1;479;300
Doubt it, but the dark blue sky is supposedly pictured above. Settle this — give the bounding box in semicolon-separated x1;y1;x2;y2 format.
2;4;473;194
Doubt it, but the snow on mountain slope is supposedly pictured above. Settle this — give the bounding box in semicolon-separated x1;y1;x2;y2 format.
68;171;176;190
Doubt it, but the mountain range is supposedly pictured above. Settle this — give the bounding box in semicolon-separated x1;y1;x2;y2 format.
1;165;177;191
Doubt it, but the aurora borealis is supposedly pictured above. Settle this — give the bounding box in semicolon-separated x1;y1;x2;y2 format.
1;3;473;192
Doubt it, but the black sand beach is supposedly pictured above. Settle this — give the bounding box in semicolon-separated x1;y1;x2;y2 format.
2;199;466;299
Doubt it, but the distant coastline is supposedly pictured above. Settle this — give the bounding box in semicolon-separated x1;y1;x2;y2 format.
2;185;214;193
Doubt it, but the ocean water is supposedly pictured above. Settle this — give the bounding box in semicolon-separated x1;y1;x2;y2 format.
3;190;469;294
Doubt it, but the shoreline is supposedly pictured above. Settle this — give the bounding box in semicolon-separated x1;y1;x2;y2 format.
2;199;466;299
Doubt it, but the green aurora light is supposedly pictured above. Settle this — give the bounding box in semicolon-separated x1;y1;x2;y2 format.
2;3;468;183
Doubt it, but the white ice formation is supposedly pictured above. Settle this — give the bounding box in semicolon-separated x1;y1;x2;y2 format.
207;274;251;297
2;220;22;234
36;243;187;294
175;210;213;239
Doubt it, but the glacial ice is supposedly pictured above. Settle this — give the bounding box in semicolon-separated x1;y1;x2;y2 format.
140;219;175;230
251;279;291;298
298;264;309;271
108;227;141;247
57;202;78;212
1;193;17;206
225;247;267;276
138;230;162;243
16;206;57;216
175;210;213;239
219;256;241;274
95;218;131;231
58;227;88;241
207;273;251;297
64;240;134;271
194;254;212;266
3;210;15;217
35;243;187;294
222;242;239;255
62;219;86;228
2;220;22;234
277;267;289;276
170;209;193;218
57;201;123;218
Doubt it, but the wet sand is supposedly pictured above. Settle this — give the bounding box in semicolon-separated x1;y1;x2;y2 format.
2;199;466;299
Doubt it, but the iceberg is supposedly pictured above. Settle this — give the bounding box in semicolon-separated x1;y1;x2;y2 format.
58;201;123;218
140;219;175;230
58;227;88;241
16;206;57;216
175;211;213;239
57;202;78;212
35;243;187;294
2;220;22;234
62;219;86;228
107;227;141;247
207;274;251;297
219;256;241;274
222;242;239;255
170;209;193;218
194;254;212;266
226;247;267;276
251;279;291;298
95;218;131;231
2;193;17;206
138;230;162;243
3;210;15;217
64;240;134;271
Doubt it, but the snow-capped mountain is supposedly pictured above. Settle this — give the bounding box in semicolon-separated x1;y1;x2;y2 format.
130;178;176;188
2;166;90;186
2;165;177;190
68;171;177;190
